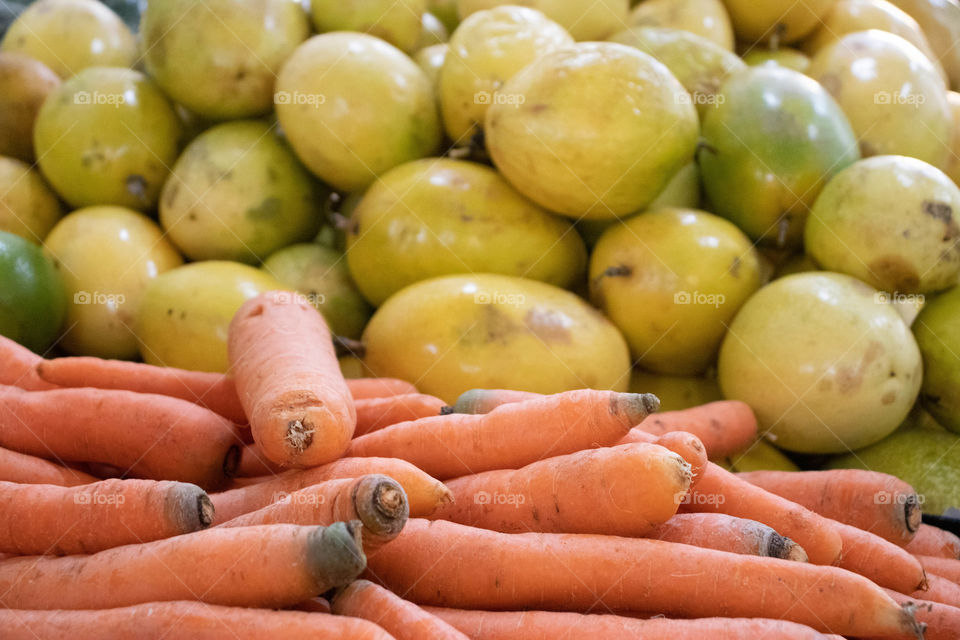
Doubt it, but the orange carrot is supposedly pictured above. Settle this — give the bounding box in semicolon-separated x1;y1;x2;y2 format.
881;590;960;640
737;469;922;545
348;390;659;480
0;335;56;391
678;462;843;565
645;513;808;561
218;475;408;552
0;385;241;489
451;389;541;414
617;429;707;485
293;597;332;614
906;524;960;559
36;355;247;423
354;394;448;437
0;522;365;609
917;555;960;585
425;608;840;639
630;400;758;460
0;445;97;486
430;443;690;536
0;479;213;555
347;378;418;400
229;291;356;467
236;442;285;477
211;457;451;523
366;519;921;638
830;519;927;593
0;601;395;639
332;580;469;640
914;574;960;608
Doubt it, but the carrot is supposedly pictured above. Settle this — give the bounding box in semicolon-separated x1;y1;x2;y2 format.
906;524;960;559
35;355;247;423
0;445;97;486
617;429;707;485
737;469;922;545
645;513;808;561
236;442;285;477
366;519;922;638
348;390;660;480
881;590;960;640
917;555;960;585
347;377;418;400
0;601;395;639
229;291;356;467
628;400;757;460
678;462;843;565
218;475;408;552
332;580;469;640
294;597;332;613
451;389;541;414
211;457;451;523
830;519;927;593
0;335;56;391
354;393;448;437
0;384;241;490
0;479;214;555
425;608;840;639
914;574;960;608
0;522;365;609
430;443;690;536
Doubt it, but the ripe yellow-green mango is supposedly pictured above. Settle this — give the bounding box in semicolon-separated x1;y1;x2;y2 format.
721;0;834;44
629;369;723;412
458;0;629;41
0;53;59;162
913;286;960;433
741;47;810;73
310;0;427;52
629;0;735;50
0;157;63;242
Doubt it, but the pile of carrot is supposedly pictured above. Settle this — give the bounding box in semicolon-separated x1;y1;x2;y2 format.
0;290;956;638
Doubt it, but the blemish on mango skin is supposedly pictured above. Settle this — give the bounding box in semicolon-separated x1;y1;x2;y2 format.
881;390;897;405
835;341;884;394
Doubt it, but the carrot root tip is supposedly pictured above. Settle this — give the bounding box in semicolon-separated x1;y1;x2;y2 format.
197;495;215;529
905;495;922;534
307;521;367;593
286;418;315;454
222;445;241;478
354;475;409;539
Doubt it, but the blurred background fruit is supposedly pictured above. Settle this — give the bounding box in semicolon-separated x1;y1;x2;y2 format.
310;0;428;52
720;0;834;44
740;47;810;72
0;230;65;353
628;369;723;411
913;286;960;433
629;0;735;50
0;52;59;162
458;0;629;41
0;156;63;242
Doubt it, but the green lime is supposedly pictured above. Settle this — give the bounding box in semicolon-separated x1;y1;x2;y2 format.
0;230;66;352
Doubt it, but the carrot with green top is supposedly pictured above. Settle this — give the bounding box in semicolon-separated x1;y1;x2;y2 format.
829;519;927;593
0;479;214;555
0;601;395;640
365;519;922;638
906;524;960;559
0;385;241;489
332;580;469;640
0;522;365;609
0;335;56;391
738;469;922;545
0;445;97;486
218;475;407;552
645;513;808;561
430;443;690;536
210;457;451;523
229;291;356;467
354;394;448;437
348;390;660;480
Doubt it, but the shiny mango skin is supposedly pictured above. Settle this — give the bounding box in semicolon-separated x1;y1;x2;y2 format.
136;261;282;373
141;0;309;120
44;207;183;359
808;30;952;169
458;0;629;41
1;0;137;79
414;44;448;95
33;67;183;211
439;5;572;141
362;274;631;403
699;65;860;248
310;0;427;52
589;207;762;375
0;157;63;242
718;272;922;454
720;0;834;44
741;47;810;73
486;42;699;220
346;158;587;306
275;32;441;193
914;285;960;433
629;0;735;50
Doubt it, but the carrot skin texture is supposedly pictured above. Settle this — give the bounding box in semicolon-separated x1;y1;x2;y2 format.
451;389;541;414
0;479;213;555
0;336;56;391
913;574;960;608
0;445;97;486
235;442;284;477
229;291;356;467
881;590;960;640
332;580;469;640
917;555;960;585
366;519;919;638
0;601;395;640
632;400;758;459
617;429;707;486
738;469;921;545
0;385;241;489
905;525;960;559
347;390;660;480
0;522;365;609
210;457;451;523
678;462;843;565
354;394;447;437
347;378;418;400
645;513;808;561
431;443;691;536
830;519;927;593
426;608;839;640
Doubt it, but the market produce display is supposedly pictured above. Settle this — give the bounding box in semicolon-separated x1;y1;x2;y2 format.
2;0;960;637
